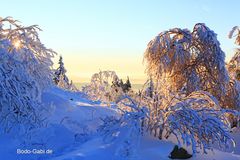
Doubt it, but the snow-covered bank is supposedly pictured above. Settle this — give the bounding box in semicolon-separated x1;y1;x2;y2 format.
0;87;117;160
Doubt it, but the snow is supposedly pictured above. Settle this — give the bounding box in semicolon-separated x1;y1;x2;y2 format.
41;87;118;132
232;128;240;155
1;87;239;160
1;17;239;160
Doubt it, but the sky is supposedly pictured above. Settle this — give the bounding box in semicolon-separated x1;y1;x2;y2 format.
1;0;240;83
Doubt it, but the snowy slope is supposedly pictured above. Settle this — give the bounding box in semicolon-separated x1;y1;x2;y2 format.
0;87;117;160
1;87;240;160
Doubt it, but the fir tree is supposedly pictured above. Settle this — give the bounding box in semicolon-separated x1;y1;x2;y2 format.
115;77;132;93
124;76;132;92
53;56;69;85
111;77;122;93
119;79;124;88
53;56;77;91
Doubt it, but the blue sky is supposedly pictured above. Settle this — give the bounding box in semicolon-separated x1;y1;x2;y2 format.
1;0;239;82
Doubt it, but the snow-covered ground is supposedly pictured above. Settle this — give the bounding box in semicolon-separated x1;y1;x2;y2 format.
1;87;239;160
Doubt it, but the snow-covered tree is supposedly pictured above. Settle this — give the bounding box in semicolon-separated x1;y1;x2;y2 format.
226;26;240;126
228;26;240;80
53;56;78;91
123;76;132;93
140;23;240;154
144;23;240;110
0;49;43;133
82;71;124;103
0;17;56;89
0;17;55;133
53;56;68;84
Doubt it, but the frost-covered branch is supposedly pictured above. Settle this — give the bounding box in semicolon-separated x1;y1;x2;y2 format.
0;16;56;88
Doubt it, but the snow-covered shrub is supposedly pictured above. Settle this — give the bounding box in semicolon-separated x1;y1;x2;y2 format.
164;91;237;154
82;71;125;103
53;56;78;91
140;89;237;155
0;17;56;89
98;95;148;159
144;23;240;110
98;85;237;155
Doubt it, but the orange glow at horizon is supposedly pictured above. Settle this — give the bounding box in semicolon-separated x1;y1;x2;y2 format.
53;50;148;84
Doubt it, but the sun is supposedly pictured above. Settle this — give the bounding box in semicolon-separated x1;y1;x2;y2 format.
13;39;21;49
